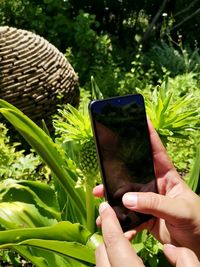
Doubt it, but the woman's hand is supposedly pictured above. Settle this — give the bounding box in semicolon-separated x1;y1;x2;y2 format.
163;245;200;267
94;120;200;259
96;202;200;267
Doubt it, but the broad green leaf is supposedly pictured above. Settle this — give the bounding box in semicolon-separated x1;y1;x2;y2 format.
0;221;91;245
86;233;103;249
4;239;95;264
0;221;95;264
14;246;49;267
0;202;57;229
0;100;86;222
15;246;92;267
0;179;61;221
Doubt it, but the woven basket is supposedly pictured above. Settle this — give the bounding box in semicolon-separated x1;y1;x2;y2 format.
0;26;79;124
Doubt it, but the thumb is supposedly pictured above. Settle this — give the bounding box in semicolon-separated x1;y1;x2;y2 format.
122;192;187;224
163;244;200;267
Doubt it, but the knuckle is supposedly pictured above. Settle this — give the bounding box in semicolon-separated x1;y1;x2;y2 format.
141;192;159;211
104;232;119;248
179;247;197;258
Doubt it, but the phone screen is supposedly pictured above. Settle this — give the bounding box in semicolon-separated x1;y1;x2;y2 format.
89;94;157;231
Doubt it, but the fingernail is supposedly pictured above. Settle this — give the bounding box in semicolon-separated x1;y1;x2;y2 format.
99;202;109;214
122;193;138;207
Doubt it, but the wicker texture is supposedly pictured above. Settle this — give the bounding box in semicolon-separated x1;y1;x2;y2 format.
0;26;79;123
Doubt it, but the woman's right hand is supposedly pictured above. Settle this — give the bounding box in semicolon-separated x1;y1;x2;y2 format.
93;120;200;259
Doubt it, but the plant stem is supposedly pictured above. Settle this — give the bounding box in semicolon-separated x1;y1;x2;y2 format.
85;180;95;234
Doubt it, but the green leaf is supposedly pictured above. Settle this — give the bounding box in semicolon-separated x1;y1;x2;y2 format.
54;104;92;142
0;222;95;265
0;221;91;246
0;179;61;221
13;246;49;267
10;240;95;264
133;242;144;253
0;202;57;229
187;145;200;193
86;232;103;249
91;76;104;100
0;100;86;223
15;246;91;267
155;96;163;124
5;239;95;264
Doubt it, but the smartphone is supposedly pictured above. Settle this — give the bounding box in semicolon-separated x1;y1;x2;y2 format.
89;94;157;231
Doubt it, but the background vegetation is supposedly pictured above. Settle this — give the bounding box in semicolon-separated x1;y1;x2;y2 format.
0;0;200;266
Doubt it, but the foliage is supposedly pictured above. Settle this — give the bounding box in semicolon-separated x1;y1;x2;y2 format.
138;75;200;144
0;99;104;266
65;10;123;96
0;123;49;181
144;40;200;78
1;0;200;49
186;144;200;195
0;79;199;265
116;45;155;95
53;87;101;232
138;233;163;267
1;0;200;98
0;1;200;265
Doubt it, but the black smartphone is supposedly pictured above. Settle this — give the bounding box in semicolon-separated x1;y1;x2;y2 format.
89;94;157;231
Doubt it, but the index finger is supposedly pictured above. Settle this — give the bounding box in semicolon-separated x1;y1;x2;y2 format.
99;202;144;267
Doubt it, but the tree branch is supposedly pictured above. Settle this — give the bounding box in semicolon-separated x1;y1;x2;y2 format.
141;0;169;44
171;8;200;31
174;0;199;17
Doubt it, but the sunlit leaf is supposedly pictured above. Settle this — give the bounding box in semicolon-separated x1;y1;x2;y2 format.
0;221;91;246
0;202;57;229
0;100;86;223
0;221;95;265
0;179;61;221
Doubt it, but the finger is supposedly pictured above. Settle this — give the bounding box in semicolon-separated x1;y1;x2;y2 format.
163;244;200;267
99;202;144;267
97;214;138;241
96;215;101;228
96;244;111;267
147;119;177;179
93;184;104;197
124;229;137;240
122;192;189;224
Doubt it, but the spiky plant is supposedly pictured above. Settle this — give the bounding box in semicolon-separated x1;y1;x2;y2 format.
53;89;100;232
137;76;200;145
53;104;99;184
